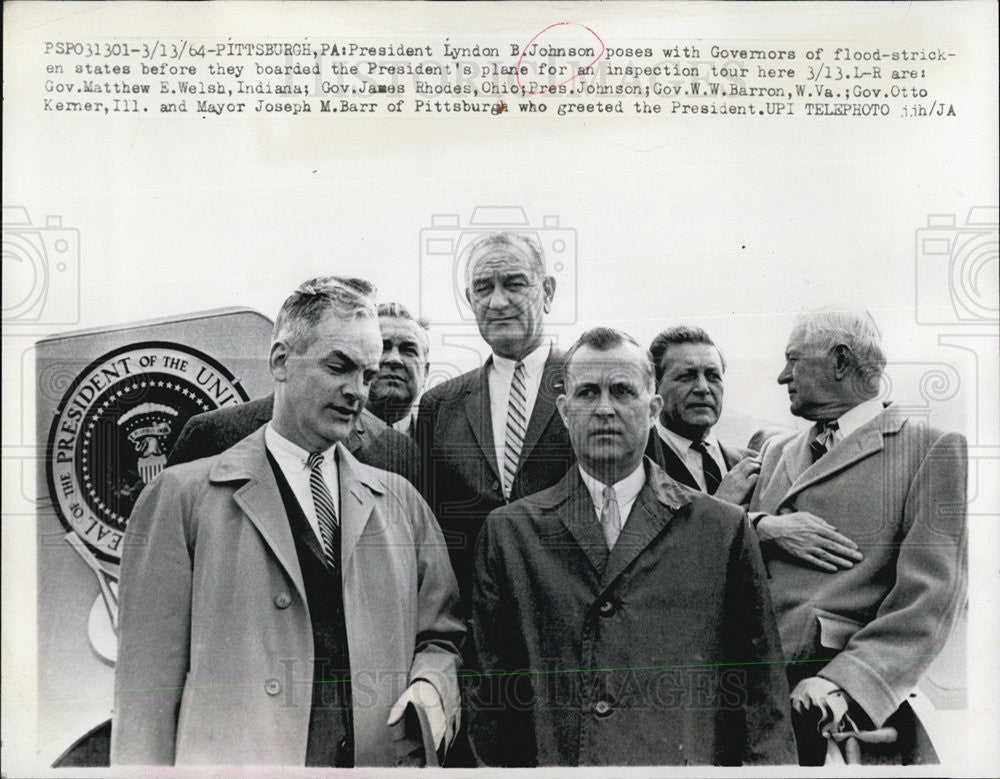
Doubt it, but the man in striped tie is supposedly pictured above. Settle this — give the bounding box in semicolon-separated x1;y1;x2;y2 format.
416;232;575;612
113;277;464;767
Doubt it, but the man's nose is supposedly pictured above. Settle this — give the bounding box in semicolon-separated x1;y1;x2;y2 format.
692;373;711;393
487;285;511;309
382;345;403;366
777;364;791;385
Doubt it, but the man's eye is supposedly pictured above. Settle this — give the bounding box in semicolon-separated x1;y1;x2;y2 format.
472;283;493;297
611;384;637;398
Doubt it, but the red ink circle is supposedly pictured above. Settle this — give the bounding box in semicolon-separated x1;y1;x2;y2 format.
515;22;606;96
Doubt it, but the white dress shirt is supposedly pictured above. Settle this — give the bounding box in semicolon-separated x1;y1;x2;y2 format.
392;407;417;438
826;397;886;451
654;420;728;491
265;423;340;545
489;341;551;476
578;462;647;529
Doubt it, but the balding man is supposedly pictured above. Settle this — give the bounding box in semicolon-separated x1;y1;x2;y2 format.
417;232;574;611
366;302;430;438
750;310;968;764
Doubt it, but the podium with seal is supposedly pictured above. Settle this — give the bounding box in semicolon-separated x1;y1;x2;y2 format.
35;308;274;766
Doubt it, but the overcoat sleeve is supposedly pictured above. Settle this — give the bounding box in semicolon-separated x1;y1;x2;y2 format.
405;487;465;731
468;514;536;767
111;467;196;765
818;431;969;726
725;515;798;764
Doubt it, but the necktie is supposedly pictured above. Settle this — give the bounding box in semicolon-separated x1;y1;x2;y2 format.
502;361;527;499
810;420;840;462
600;485;622;550
307;451;340;571
691;439;722;494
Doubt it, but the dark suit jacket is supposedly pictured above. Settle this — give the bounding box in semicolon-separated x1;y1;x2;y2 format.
416;349;574;609
470;460;796;766
644;428;752;491
168;395;419;486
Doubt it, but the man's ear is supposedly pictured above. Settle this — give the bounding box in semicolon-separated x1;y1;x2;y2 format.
832;344;854;381
649;392;664;425
555;393;569;427
465;287;473;309
270;340;289;382
542;276;556;313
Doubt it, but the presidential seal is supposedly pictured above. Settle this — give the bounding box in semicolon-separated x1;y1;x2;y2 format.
47;341;250;563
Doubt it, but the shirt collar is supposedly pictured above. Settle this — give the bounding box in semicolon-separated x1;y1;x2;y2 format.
833;397;885;439
392;408;416;434
265;422;338;469
491;340;551;379
578;461;646;509
654;419;720;454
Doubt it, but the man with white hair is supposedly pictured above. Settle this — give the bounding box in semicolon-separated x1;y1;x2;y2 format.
750;309;968;764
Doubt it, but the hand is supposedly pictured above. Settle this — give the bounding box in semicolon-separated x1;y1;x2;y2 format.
387;679;452;749
790;677;850;736
756;511;863;572
714;456;761;504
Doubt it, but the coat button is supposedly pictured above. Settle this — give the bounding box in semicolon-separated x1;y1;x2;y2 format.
274;592;291;609
598;599;616;616
264;679;281;696
593;699;613;717
491;479;501;492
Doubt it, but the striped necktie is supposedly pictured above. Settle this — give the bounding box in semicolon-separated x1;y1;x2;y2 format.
691;439;722;494
307;451;340;571
810;420;840;462
502;361;527;499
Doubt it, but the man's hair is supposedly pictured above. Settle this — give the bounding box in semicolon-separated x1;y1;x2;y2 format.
795;308;887;386
649;326;726;385
377;301;431;354
461;232;547;287
272;276;377;353
563;327;656;391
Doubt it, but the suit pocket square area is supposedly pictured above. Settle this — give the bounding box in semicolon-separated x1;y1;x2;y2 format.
816;611;865;650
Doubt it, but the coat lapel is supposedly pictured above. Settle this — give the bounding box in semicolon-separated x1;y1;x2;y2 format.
782;410;905;506
337;446;383;567
646;429;699;490
464;363;501;481
211;427;307;604
601;462;690;589
550;469;609;575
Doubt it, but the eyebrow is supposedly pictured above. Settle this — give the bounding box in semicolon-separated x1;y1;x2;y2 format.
322;349;359;369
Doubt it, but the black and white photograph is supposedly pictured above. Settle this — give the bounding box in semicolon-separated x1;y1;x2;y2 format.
2;2;998;775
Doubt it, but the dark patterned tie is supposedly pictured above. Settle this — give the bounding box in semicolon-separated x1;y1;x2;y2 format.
502;361;527;499
810;420;840;462
691;439;722;494
307;451;340;571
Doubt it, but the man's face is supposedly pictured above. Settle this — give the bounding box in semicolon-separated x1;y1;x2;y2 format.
368;316;429;414
656;343;725;440
270;312;382;452
777;324;840;420
557;343;662;483
465;242;555;360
